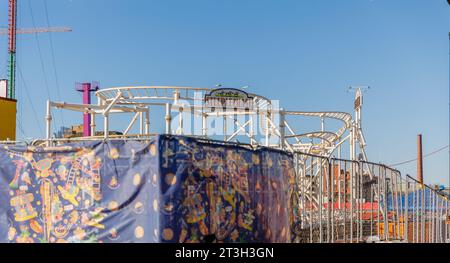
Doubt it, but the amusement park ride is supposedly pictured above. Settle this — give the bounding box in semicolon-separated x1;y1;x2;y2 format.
43;85;377;236
44;85;369;161
1;1;449;244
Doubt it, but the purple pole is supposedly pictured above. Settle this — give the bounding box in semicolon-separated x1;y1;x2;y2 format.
76;82;99;137
82;83;91;136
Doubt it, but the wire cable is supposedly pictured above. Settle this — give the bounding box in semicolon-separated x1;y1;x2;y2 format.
27;0;64;136
17;2;25;138
27;0;52;100
28;0;66;135
389;144;450;167
16;118;27;138
42;0;65;128
17;66;44;137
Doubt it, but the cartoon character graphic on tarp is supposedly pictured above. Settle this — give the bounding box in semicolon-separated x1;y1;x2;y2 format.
4;145;105;243
9;160;27;189
10;193;38;222
175;143;257;243
35;158;55;179
215;169;238;240
180;175;209;240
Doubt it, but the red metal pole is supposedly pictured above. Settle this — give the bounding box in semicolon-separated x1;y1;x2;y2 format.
8;0;16;53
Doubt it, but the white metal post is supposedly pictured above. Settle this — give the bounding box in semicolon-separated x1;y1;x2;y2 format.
90;112;96;136
265;112;269;147
173;90;180;105
279;109;286;150
421;187;425;242
45;100;52;145
178;107;184;135
431;191;435;243
233;108;237;140
123;112;139;135
223;114;227;141
319;159;323;243
321;115;325;147
202;113;207;137
350;161;354;243
145;108;150;134
165;103;172;134
102;91;123;139
415;184;420;242
104;114;109;139
249;115;254;145
338;146;342;212
139;111;144;135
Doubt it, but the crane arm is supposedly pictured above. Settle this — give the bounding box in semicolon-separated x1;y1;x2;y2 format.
0;27;72;36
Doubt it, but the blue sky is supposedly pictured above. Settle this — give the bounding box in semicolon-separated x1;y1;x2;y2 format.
0;0;449;185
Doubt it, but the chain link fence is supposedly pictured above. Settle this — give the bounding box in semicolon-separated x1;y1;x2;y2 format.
293;152;450;243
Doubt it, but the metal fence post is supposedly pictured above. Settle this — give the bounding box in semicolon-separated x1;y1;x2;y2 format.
319;157;323;243
416;183;420;242
350;162;354;243
421;187;425;243
383;168;388;241
344;161;348;243
370;164;374;238
359;162;363;242
445;199;448;243
377;165;381;240
412;180;416;243
431;190;435;243
309;157;313;243
405;178;409;242
327;159;332;243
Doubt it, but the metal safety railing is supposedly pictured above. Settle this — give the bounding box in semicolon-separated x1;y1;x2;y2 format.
404;175;450;243
293;152;450;243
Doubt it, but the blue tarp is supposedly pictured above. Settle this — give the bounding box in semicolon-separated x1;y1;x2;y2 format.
0;135;297;243
385;190;445;212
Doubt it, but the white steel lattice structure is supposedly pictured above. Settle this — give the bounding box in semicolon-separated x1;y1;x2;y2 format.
44;86;366;158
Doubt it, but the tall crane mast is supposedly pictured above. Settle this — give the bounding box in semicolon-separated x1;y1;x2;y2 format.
1;0;71;99
7;0;17;100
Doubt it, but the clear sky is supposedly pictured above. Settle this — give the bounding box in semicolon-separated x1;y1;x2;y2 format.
0;0;449;185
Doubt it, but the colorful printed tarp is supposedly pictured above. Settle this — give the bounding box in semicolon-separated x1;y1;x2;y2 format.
0;135;298;243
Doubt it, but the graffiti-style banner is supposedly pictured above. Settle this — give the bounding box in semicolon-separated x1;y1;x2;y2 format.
0;135;298;243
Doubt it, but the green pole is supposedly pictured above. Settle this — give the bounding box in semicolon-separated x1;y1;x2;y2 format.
8;51;15;99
